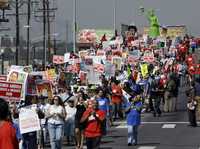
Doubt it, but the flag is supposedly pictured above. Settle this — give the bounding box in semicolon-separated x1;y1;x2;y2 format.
100;34;107;43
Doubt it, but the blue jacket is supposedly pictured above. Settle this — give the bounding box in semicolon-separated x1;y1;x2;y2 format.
126;101;142;126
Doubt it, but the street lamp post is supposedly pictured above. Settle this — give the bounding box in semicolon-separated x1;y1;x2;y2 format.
73;0;77;53
113;0;116;32
15;0;19;65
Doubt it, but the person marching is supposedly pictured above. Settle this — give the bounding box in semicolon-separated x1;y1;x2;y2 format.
125;95;143;146
80;100;105;149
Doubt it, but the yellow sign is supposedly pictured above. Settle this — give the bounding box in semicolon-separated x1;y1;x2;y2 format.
140;64;148;78
44;69;56;81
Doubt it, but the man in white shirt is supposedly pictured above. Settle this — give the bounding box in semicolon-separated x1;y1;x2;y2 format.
64;99;77;145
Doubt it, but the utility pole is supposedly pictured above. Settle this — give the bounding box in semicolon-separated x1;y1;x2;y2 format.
46;0;52;62
33;0;57;68
43;0;46;69
26;0;31;65
1;52;4;74
6;0;28;65
53;37;56;54
16;0;19;65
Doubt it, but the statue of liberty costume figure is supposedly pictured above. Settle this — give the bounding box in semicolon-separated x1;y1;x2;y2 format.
147;9;160;38
140;7;160;39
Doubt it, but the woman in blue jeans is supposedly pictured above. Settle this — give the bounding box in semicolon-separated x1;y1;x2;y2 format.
125;95;142;146
47;96;66;149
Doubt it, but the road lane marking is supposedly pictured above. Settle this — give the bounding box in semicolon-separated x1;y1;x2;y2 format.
162;124;176;128
137;146;156;149
115;121;200;128
115;121;200;124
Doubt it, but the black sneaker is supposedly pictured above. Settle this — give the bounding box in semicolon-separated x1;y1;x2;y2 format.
128;143;132;146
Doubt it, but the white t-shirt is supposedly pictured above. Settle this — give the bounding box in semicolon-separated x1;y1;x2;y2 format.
65;105;77;121
47;105;65;125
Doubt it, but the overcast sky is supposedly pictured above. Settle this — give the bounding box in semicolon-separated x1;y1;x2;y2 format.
1;0;200;41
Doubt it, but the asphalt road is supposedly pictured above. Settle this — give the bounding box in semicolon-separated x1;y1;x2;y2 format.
47;111;200;149
45;82;200;149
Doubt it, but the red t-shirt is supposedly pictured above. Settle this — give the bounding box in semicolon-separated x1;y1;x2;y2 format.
82;109;105;138
111;84;122;104
0;121;19;149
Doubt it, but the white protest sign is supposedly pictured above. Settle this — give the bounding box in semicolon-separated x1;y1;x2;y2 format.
92;56;106;64
7;70;28;100
64;53;70;63
105;62;115;78
19;107;41;134
86;66;101;85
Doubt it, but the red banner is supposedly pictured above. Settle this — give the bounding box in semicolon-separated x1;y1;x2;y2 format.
0;75;7;81
0;81;22;101
53;55;64;64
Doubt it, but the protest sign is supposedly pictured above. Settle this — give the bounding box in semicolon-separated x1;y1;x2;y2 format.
59;72;73;87
142;50;155;63
19;107;40;134
36;81;53;99
66;63;80;73
87;66;101;85
7;70;28;100
105;62;115;78
128;50;140;64
77;29;97;43
44;69;57;82
64;53;70;63
128;56;137;64
92;56;106;65
53;55;64;64
112;57;122;70
0;81;22;101
0;75;7;81
140;63;148;78
79;50;88;59
10;65;33;73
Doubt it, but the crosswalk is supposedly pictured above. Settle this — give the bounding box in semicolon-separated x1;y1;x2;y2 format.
114;120;196;129
137;147;156;149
